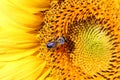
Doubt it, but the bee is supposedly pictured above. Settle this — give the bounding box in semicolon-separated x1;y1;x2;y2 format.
46;36;66;49
47;41;56;49
57;36;65;44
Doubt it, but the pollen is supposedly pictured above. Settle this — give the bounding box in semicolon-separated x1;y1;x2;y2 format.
38;0;120;80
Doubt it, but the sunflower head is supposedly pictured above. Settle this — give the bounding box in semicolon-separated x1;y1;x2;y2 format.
38;0;120;79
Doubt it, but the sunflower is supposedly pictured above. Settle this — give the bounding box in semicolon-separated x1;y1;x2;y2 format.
0;0;120;80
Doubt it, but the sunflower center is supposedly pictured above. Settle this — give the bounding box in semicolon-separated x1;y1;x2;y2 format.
82;25;112;57
68;22;114;76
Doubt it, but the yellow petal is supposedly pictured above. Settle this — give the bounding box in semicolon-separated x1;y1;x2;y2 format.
0;0;59;80
0;0;43;32
38;68;52;80
0;56;48;80
0;0;54;61
9;0;51;12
